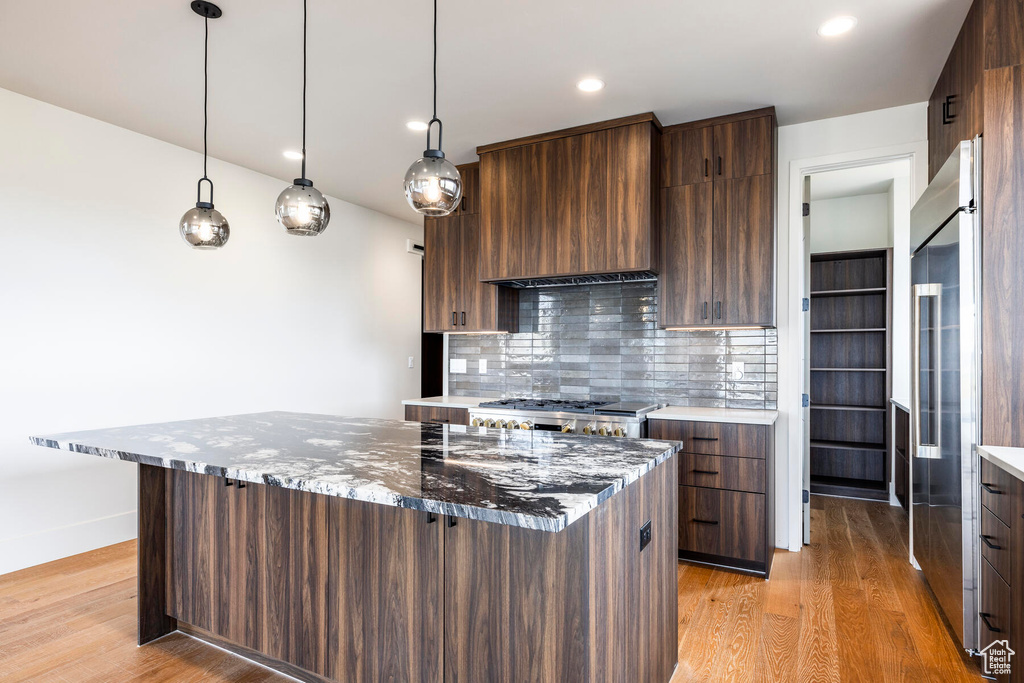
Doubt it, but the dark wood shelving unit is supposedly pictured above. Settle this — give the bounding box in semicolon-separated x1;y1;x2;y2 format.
809;248;892;500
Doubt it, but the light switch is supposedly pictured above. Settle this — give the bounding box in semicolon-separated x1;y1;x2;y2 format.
479;359;488;374
408;356;415;369
450;359;467;374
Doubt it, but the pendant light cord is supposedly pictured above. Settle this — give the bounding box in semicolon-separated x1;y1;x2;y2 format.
432;0;437;121
203;14;209;181
301;0;307;180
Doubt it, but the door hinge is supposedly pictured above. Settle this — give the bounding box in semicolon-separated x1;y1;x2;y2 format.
803;489;810;504
802;393;810;408
802;202;810;217
802;297;810;312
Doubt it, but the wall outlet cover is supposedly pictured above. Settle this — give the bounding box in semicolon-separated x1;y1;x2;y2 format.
730;361;745;380
450;358;467;374
479;359;487;374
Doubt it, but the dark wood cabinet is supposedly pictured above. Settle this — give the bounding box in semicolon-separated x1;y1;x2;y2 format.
893;403;909;511
404;404;470;426
478;114;660;282
977;455;1023;682
658;109;776;329
649;418;775;576
423;165;518;334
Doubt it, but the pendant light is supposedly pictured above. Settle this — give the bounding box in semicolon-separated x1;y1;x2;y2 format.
275;0;330;236
180;1;230;250
403;0;462;216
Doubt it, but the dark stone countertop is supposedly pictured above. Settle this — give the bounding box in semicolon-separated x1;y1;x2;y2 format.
31;411;680;532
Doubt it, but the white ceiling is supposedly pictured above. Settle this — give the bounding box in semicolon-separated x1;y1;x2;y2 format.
810;161;908;200
0;0;968;222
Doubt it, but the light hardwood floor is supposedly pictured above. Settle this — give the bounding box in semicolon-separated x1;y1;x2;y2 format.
0;495;984;682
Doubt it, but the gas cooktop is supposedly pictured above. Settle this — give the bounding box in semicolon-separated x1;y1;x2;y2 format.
476;399;658;417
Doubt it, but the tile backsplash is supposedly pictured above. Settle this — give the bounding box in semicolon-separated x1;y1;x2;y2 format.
448;282;778;409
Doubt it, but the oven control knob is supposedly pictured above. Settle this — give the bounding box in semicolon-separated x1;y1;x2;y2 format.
508;420;519;430
485;419;497;428
598;425;610;436
520;421;533;431
612;427;626;437
470;417;481;427
561;423;574;434
497;419;508;429
582;423;596;435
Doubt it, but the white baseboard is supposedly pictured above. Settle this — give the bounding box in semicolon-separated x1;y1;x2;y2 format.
0;510;137;576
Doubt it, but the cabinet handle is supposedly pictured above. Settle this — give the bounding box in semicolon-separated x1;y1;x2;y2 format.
446;516;457;528
980;612;1002;633
703;302;708;320
692;469;719;475
461;311;466;326
942;95;955;125
981;482;1002;494
237;480;246;489
452;311;457;326
980;534;1002;550
426;512;437;524
704;158;709;178
692;436;719;442
717;156;722;175
716;301;722;320
692;518;719;525
225;478;234;487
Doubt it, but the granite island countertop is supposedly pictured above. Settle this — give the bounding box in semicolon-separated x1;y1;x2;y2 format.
31;411;680;533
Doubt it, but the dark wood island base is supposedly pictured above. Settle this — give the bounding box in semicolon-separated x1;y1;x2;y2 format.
137;457;678;683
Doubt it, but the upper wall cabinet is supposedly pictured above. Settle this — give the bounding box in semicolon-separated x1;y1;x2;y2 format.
658;110;776;328
476;115;660;283
423;163;518;334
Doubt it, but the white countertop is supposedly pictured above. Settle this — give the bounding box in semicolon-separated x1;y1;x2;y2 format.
890;397;910;412
647;406;778;426
979;445;1024;483
402;395;492;410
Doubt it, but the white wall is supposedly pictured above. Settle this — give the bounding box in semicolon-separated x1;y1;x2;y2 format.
810;192;892;254
0;88;424;575
775;102;928;550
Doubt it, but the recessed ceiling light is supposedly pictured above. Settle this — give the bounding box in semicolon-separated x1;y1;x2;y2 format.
283;150;304;160
576;78;605;93
817;15;857;37
406;120;429;131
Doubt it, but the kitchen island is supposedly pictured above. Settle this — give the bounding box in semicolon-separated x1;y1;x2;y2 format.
31;411;680;683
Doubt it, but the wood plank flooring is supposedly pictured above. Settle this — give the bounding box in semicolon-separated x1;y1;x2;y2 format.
672;495;984;683
0;496;984;682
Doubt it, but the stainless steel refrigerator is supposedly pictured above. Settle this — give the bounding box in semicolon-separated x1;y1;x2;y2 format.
909;137;982;652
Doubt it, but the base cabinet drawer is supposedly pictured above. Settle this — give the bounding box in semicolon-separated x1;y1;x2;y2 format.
678;486;765;565
678;453;765;493
404;405;470;426
648;419;767;458
980;558;1013;682
981;457;1019;526
981;505;1014;585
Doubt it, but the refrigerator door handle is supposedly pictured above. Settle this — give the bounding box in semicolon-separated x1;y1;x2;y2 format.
913;283;943;460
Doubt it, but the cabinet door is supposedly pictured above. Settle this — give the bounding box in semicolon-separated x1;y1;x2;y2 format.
479;146;525;281
213;480;266;652
458;213;491;331
423;217;461;332
713;117;772;180
457;163;479;215
661;126;713;187
712;174;774;326
659;184;713;327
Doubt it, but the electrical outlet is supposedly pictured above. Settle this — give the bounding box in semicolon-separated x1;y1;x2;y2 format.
639;519;652;552
730;361;745;380
450;359;467;374
407;356;415;369
479;359;487;374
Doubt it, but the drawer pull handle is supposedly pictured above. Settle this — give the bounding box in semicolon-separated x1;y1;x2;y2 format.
980;534;1002;550
692;518;719;525
980;612;1002;633
692;437;720;442
981;483;1002;494
692;469;719;475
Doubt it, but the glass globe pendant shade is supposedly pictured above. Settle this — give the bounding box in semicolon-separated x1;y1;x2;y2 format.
275;180;330;236
179;203;230;249
404;154;462;216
